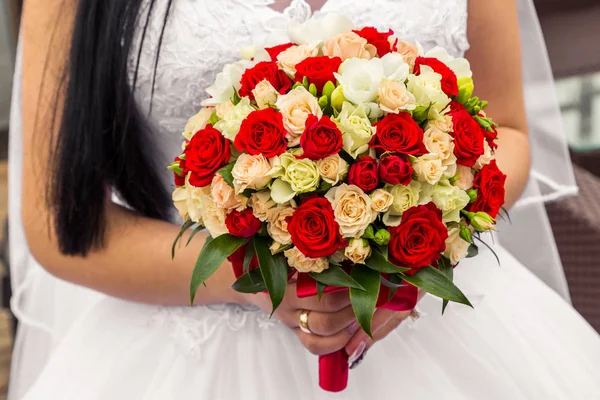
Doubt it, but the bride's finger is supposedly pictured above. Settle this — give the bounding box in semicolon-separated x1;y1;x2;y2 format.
294;326;354;356
290;306;359;337
288;290;351;313
344;309;409;357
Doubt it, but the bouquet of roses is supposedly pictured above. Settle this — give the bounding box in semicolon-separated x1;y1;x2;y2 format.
170;13;507;392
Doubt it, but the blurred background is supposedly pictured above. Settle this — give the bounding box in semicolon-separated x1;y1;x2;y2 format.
0;0;599;398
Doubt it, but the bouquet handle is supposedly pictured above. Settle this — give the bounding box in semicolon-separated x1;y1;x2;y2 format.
319;350;349;392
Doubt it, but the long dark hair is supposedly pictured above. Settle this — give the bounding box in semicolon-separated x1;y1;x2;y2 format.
50;0;174;256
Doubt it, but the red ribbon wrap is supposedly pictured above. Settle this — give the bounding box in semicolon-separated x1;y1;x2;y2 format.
228;246;418;392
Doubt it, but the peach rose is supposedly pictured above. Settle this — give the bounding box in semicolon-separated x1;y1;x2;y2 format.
444;224;471;265
284;247;329;273
455;165;475;191
370;188;394;213
413;153;445;185
316;154;349;185
249;191;276;222
232;154;275;193
266;205;295;245
394;39;418;68
325;184;376;238
277;44;319;76
210;174;247;211
275;87;323;146
378;78;416;114
252;79;279;110
322;32;377;61
345;239;372;264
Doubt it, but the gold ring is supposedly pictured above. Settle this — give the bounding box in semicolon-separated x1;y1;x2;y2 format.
410;308;421;321
299;310;312;334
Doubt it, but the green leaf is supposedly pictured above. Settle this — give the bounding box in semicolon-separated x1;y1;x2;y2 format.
309;265;365;290
373;243;389;260
207;111;219;126
232;268;266;293
185;224;205;247
243;244;255;274
350;266;381;337
401;266;472;308
365;250;411;274
217;162;236;188
380;275;407;289
467;243;479;258
316;281;326;301
172;219;195;259
253;236;289;315
388;274;404;300
190;235;249;304
232;90;242;106
437;257;454;314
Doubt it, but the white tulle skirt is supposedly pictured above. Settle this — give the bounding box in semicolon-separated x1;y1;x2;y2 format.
13;244;600;400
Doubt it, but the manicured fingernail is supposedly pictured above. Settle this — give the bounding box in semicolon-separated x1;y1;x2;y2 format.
349;349;368;370
346;321;360;335
347;341;366;365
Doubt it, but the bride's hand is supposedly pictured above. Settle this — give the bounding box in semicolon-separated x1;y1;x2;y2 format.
249;282;361;355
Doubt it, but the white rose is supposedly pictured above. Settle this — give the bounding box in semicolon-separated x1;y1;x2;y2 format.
474;140;494;170
232;154;276;194
325;184;376;238
424;47;473;80
252;80;279;110
182;108;214;140
444;224;471;265
287;13;354;45
199;194;228;238
345;239;372;264
378;79;416;114
413;153;445;185
266;205;295;245
240;46;271;62
383;181;421;226
380;52;410;81
322;31;376;61
277;44;319;76
284;247;329;274
455;165;475;191
335;58;385;104
210;174;247;211
334;102;375;158
275;87;323;146
407;65;451;113
428;181;471;223
214;97;255;141
316;154;349;185
370;188;394;213
202;61;248;106
249;191;276;222
172;174;211;223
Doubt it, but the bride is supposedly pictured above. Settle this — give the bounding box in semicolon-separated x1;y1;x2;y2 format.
8;0;600;398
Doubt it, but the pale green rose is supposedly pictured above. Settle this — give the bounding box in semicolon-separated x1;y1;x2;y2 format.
426;180;470;223
383;181;422;227
213;97;255;141
271;153;320;203
407;65;450;114
334;102;375;158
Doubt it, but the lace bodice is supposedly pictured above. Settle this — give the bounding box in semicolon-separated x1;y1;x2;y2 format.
135;0;469;359
133;0;469;192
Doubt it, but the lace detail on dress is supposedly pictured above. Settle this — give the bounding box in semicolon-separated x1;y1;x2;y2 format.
283;0;313;23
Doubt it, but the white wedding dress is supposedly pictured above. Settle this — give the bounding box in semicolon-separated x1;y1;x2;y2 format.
8;0;600;399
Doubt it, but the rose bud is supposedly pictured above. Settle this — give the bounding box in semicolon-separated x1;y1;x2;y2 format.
378;155;414;186
348;156;380;192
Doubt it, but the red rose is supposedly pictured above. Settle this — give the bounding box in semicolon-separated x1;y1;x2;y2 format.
265;43;295;60
450;102;485;167
239;61;292;99
300;115;343;160
348;156;380;192
379;155;413;186
226;209;263;238
414;57;458;97
184;126;231;187
294;56;343;93
371;113;428;156
388;203;448;272
287;198;347;258
234;108;288;158
173;156;186;187
469;160;506;218
353;27;395;57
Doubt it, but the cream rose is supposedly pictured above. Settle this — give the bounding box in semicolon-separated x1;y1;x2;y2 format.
202;61;247;106
270;153;320;203
378;79;416;114
474;141;494;170
249;191;276;222
383;181;421;226
370;188;394;213
182;108;214;140
323;31;377;61
423;126;458;175
215;101;234;119
275;87;323;146
413;153;445;185
172;174;210;223
284;247;329;274
210;174;247;211
427;115;454;133
428;181;471;223
266;205;295;246
345;239;372;264
199;194;228;238
232;154;275;194
394;39;418;68
325;184;376;238
455;165;475;191
316;154;349;185
214;97;255;141
407;65;451;114
444;224;471;265
334;102;375;158
252;79;279;110
277;44;319;76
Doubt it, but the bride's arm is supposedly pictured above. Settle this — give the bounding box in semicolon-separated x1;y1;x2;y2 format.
465;0;531;210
